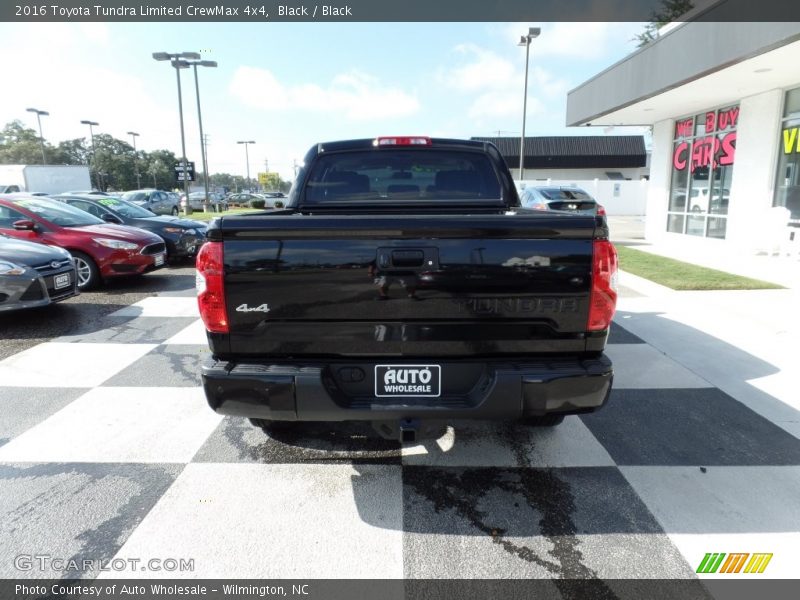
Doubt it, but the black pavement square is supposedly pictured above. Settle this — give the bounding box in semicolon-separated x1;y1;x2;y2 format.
608;321;645;344
192;416;402;465
402;466;694;579
0;387;88;447
581;388;800;466
101;344;210;387
0;462;183;579
55;316;197;345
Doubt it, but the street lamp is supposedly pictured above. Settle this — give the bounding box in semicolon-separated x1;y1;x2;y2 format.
152;51;201;204
80;119;100;190
174;58;217;211
26;108;49;165
127;131;140;189
237;141;255;191
517;27;541;181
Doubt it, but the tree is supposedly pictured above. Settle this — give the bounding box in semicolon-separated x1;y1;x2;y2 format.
0;120;57;164
633;0;694;47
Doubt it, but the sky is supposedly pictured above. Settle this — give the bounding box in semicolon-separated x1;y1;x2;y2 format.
0;21;649;181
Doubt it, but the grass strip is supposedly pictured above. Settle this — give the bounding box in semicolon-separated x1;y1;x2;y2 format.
615;245;784;290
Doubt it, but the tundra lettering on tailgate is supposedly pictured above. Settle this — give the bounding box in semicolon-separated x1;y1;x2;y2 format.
452;297;580;315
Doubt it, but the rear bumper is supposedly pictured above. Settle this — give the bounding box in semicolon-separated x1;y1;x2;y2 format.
201;355;613;422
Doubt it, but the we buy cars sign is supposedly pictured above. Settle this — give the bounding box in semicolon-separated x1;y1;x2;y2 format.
174;162;195;181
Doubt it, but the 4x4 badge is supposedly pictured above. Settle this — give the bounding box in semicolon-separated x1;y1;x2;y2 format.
235;303;271;313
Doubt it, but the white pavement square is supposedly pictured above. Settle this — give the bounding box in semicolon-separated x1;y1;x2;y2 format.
163;319;208;345
0;387;223;463
620;466;800;578
401;417;615;468
0;342;156;388
100;463;404;579
109;297;200;318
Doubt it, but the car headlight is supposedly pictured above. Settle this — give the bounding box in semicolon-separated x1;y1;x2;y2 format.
93;238;139;250
0;261;27;275
162;227;185;234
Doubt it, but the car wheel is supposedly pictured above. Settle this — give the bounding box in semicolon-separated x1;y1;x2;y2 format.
522;414;566;427
70;251;100;289
171;206;179;216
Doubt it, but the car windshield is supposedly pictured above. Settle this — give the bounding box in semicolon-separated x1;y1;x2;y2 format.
95;197;156;218
11;197;104;227
304;149;502;204
121;191;148;203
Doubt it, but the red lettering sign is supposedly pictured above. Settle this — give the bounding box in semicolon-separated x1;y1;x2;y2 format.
705;112;717;134
675;118;694;139
719;131;736;165
673;141;689;170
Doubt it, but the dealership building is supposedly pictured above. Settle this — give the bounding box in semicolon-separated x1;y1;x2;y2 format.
566;20;800;251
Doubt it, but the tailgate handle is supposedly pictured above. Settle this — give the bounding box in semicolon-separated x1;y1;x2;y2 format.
391;250;424;267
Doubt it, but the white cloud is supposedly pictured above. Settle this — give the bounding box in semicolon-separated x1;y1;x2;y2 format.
228;67;420;121
439;45;568;121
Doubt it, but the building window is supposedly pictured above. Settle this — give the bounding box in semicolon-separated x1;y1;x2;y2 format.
667;105;738;238
773;87;800;222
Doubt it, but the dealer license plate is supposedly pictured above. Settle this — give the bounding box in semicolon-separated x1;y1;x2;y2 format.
54;273;71;289
154;253;165;266
375;365;441;397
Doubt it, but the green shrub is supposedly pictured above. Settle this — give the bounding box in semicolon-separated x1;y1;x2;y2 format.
250;198;266;209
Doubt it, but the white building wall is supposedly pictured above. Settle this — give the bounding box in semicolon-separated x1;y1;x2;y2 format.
645;119;674;242
726;89;784;248
520;167;648;181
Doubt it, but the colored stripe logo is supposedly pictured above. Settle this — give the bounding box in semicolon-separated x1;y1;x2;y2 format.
696;553;773;574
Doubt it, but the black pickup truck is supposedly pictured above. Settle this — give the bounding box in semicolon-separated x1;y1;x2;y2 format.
197;137;618;442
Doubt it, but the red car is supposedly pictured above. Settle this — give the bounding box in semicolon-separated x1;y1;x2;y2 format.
0;194;167;289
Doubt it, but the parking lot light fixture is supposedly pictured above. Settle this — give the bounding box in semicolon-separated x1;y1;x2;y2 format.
153;51;199;203
180;58;217;211
517;26;541;181
237;141;256;190
127;131;141;188
26;108;49;165
80;120;100;190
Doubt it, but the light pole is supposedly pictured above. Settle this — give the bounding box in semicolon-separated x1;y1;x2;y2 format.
152;51;200;204
175;58;217;211
80;119;100;190
237;140;255;191
517;27;541;181
26;108;49;164
127;131;140;189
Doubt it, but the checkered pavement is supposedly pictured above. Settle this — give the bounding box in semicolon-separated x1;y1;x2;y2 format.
1;285;800;584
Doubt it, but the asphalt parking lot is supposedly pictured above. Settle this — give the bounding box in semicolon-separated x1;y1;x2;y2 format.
0;244;798;591
0;264;196;361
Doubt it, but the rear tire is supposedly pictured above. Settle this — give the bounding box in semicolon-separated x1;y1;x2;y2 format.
171;206;179;216
70;251;100;289
522;414;566;427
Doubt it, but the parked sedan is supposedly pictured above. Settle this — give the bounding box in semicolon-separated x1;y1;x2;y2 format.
0;234;79;312
519;186;605;215
121;189;181;216
0;195;166;289
53;194;207;261
180;191;228;212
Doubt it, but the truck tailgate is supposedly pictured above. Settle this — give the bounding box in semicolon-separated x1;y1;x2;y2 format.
215;213;602;358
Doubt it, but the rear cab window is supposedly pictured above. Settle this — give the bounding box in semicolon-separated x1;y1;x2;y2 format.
303;149;503;205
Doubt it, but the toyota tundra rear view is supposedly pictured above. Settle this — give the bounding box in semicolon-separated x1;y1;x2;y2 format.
196;137;618;442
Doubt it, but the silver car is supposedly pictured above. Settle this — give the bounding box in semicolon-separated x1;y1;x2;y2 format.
121;189;181;216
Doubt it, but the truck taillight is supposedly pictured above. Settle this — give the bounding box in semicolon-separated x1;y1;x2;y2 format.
587;239;618;331
196;241;228;334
